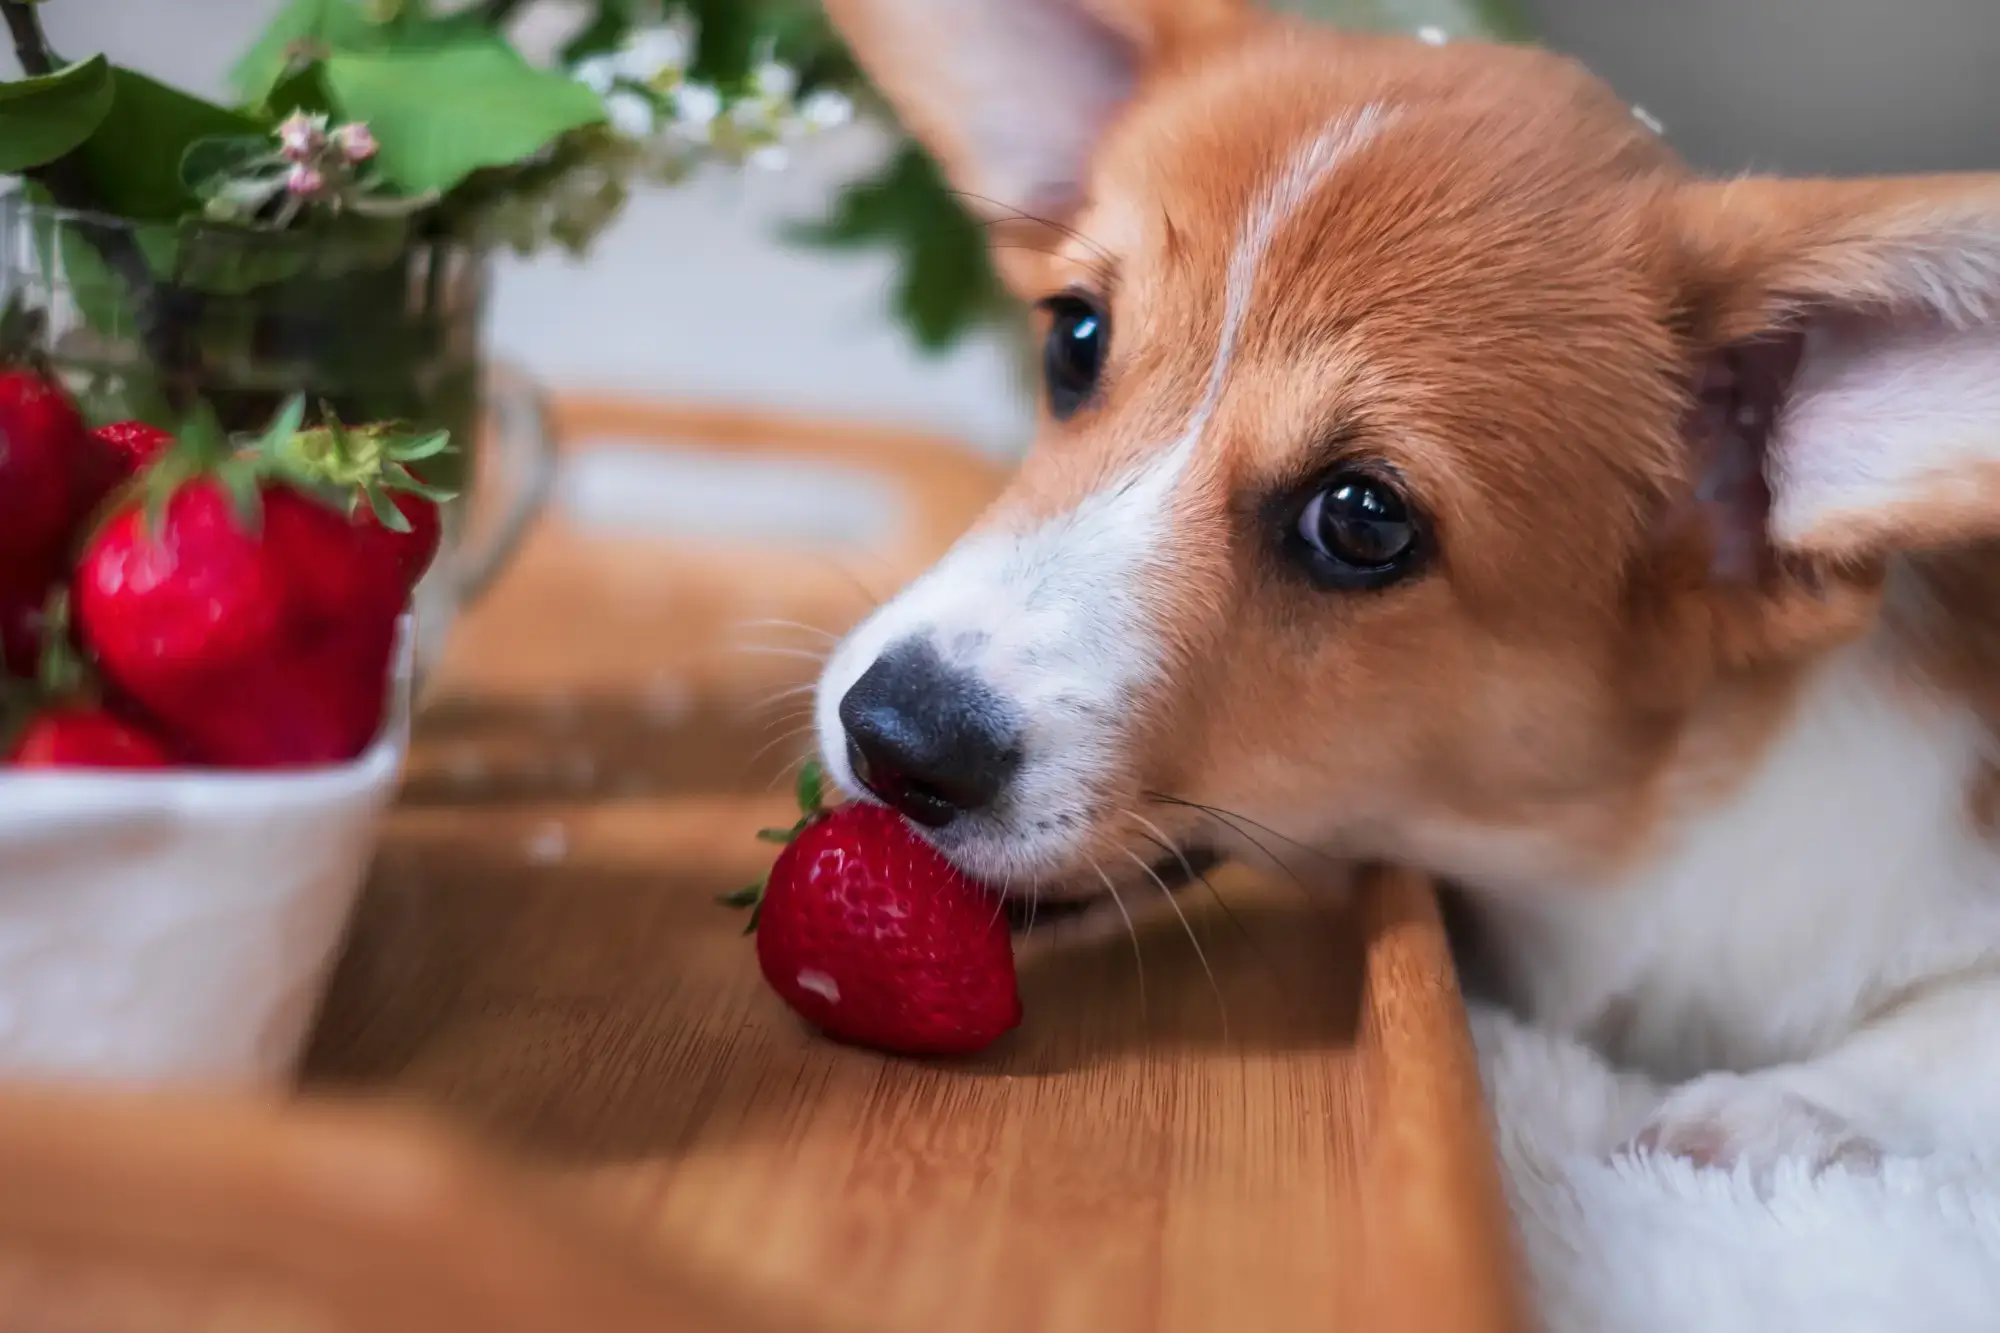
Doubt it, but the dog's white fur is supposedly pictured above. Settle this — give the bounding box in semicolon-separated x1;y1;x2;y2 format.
816;0;2000;1180
1466;633;2000;1164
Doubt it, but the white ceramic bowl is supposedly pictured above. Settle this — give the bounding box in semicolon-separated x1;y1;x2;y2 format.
0;621;414;1085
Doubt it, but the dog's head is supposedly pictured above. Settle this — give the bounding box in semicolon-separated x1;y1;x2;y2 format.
813;0;2000;901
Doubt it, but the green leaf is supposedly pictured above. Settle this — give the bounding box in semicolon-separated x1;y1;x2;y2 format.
755;824;802;845
0;55;115;173
742;902;762;935
560;3;633;64
75;69;268;221
795;759;824;816
682;0;759;86
21;181;129;338
179;134;277;199
264;60;339;119
324;40;605;196
167;221;312;297
231;0;384;105
791;143;1013;354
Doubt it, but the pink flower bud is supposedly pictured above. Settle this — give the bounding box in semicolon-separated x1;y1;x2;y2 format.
285;163;326;197
276;112;325;163
333;122;378;164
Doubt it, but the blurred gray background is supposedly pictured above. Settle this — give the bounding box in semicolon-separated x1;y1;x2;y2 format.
35;0;2000;456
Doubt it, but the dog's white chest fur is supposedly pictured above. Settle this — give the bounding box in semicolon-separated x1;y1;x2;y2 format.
1470;638;2000;1082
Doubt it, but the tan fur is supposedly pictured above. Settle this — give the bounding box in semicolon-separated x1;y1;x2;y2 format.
829;0;2000;890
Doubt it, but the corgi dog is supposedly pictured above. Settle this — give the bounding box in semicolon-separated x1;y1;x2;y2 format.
810;0;2000;1174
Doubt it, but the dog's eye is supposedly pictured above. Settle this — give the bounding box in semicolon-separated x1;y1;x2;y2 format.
1040;295;1107;419
1292;471;1421;590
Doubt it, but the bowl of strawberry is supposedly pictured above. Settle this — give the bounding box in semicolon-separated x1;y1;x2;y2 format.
0;367;448;1084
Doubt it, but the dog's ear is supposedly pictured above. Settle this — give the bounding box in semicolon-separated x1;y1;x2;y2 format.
823;0;1241;241
1675;176;2000;581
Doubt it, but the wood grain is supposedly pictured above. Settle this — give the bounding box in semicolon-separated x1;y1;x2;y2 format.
0;397;1526;1332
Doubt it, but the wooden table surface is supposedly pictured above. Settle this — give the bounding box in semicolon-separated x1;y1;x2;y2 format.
0;399;1526;1333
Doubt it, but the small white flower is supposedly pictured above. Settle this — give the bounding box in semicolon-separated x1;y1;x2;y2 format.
747;143;790;172
285;162;326;197
799;88;854;131
730;96;773;130
619;23;692;82
573;54;619;95
1416;25;1448;46
753;60;798;102
604;89;657;139
673;82;722;130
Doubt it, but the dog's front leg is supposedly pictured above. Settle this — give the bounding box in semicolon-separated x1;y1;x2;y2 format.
1621;972;2000;1178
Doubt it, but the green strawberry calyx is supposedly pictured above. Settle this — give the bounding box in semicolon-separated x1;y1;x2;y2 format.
264;402;459;533
719;758;827;934
101;394;461;547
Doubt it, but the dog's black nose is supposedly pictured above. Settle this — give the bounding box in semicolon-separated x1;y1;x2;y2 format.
838;638;1022;828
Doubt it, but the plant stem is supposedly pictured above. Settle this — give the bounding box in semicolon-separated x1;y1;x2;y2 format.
0;0;199;405
0;0;55;76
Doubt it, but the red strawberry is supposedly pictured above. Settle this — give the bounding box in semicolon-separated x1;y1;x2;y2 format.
71;420;175;524
91;420;174;478
7;705;171;769
271;416;451;616
1;589;174;769
0;369;89;568
75;480;391;769
71;399;439;769
350;488;443;606
730;764;1021;1057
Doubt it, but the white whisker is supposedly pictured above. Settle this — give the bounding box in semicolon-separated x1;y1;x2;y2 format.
1121;842;1227;1037
736;618;839;641
1091;858;1147;1021
753;682;820;711
733;644;831;664
748;724;816;772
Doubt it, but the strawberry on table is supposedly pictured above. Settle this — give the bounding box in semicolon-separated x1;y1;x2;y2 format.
727;763;1022;1057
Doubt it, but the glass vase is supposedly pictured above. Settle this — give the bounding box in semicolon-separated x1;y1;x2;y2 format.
0;192;554;689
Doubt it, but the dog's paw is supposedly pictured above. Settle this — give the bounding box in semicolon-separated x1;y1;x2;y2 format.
1620;1071;1883;1180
